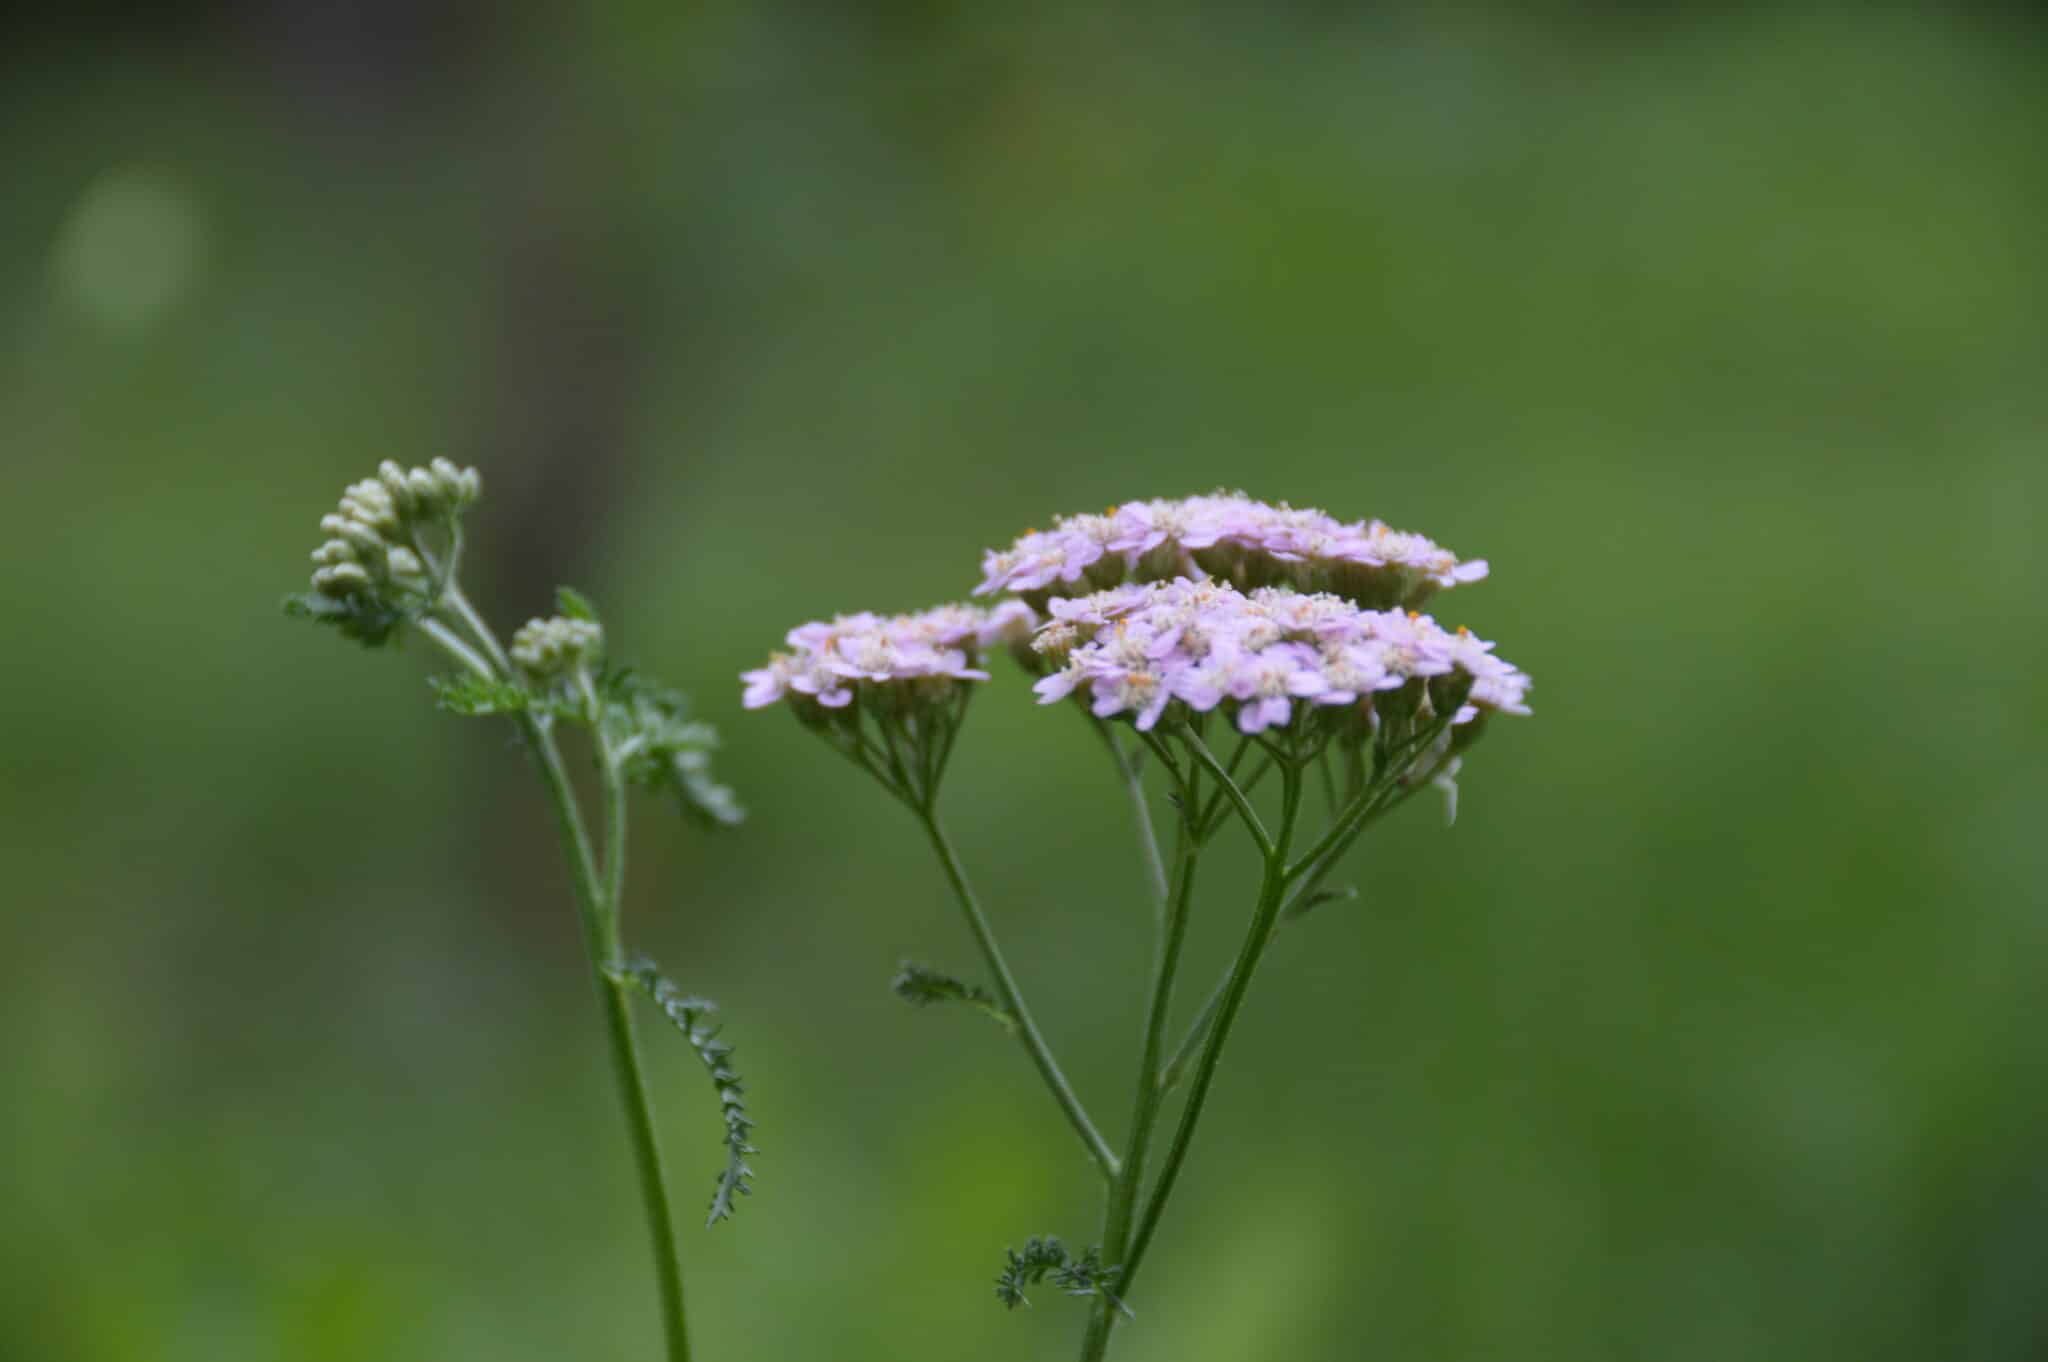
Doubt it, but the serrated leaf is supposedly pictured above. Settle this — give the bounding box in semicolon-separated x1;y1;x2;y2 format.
283;592;417;649
994;1236;1125;1314
601;671;745;829
891;962;1014;1032
428;673;538;716
609;955;757;1226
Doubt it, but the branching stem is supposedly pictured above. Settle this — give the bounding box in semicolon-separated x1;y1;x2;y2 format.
525;714;692;1362
1078;766;1203;1361
917;812;1122;1181
1115;761;1304;1305
1092;718;1169;914
1173;727;1273;858
429;597;689;1362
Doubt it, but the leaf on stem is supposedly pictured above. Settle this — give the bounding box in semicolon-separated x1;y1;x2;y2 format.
600;670;745;828
609;955;758;1227
282;591;419;649
554;584;599;622
890;961;1015;1032
430;673;543;716
994;1236;1126;1313
1285;884;1358;924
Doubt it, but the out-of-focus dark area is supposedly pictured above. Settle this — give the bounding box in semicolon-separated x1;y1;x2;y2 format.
5;3;2047;1358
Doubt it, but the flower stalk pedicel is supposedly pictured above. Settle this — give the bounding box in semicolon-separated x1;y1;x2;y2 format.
746;492;1529;1360
285;463;746;1362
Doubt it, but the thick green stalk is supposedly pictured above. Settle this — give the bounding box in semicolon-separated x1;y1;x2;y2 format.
918;811;1121;1181
1115;763;1304;1304
1078;794;1202;1361
524;715;692;1362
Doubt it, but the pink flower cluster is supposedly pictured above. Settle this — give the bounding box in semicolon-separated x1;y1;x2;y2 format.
1030;581;1530;734
742;602;1037;711
975;494;1488;611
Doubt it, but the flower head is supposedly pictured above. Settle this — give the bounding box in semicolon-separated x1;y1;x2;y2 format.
976;493;1486;610
742;601;1038;808
744;603;1027;714
1030;581;1529;738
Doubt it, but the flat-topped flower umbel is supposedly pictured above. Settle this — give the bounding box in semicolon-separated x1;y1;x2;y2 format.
973;492;1487;611
744;491;1532;1362
1030;580;1529;735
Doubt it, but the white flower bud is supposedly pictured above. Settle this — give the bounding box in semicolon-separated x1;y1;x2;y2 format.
385;545;426;579
311;538;357;567
313;561;373;598
340;481;401;534
321;514;386;556
510;616;604;679
377;460;421;515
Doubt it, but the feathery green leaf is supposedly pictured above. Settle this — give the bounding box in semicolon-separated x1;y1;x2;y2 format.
601;671;744;828
609;955;757;1226
282;591;418;649
994;1236;1125;1313
891;961;1015;1032
429;674;539;716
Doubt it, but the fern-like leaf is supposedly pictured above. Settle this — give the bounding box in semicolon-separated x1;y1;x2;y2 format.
282;591;419;649
601;671;745;828
891;961;1014;1032
994;1236;1125;1313
429;674;537;716
609;956;757;1226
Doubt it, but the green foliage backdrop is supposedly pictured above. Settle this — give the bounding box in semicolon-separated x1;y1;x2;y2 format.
4;5;2045;1359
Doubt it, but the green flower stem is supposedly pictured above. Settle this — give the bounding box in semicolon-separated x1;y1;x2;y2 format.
420;607;691;1361
1177;728;1273;859
918;811;1122;1181
1114;761;1305;1307
1091;718;1169;913
418;616;494;680
1078;776;1204;1361
1156;761;1442;1095
441;580;512;674
525;713;693;1362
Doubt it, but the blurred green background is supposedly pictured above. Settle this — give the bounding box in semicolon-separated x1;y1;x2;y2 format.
5;3;2047;1359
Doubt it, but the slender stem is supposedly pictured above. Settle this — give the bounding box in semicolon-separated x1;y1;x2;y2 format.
1117;763;1304;1301
918;811;1121;1180
1159;765;1427;1094
1094;720;1169;913
1157;978;1225;1095
441;581;511;674
419;616;494;680
523;715;691;1362
600;745;630;962
1178;727;1272;858
1078;785;1202;1361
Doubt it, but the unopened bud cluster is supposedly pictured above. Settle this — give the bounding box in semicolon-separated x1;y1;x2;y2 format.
511;615;605;680
307;458;481;603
